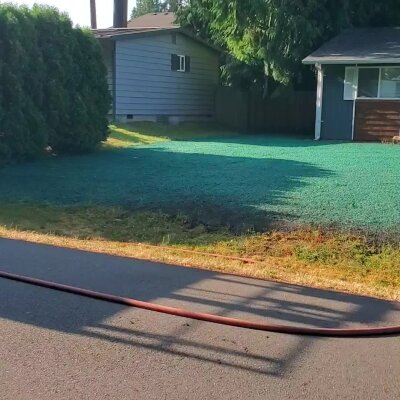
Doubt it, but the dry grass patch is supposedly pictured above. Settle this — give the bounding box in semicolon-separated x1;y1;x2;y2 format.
0;203;399;301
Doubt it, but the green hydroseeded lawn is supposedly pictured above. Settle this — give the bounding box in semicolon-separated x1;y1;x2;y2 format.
1;130;399;233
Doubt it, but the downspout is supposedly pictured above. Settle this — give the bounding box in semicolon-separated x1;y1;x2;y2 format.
351;93;356;141
263;62;270;99
112;40;117;121
314;63;323;140
351;65;359;141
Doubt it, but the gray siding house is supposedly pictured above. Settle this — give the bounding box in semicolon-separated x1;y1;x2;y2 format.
95;26;220;123
303;28;400;141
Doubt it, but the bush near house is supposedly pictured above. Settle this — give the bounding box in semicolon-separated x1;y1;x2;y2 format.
0;4;111;166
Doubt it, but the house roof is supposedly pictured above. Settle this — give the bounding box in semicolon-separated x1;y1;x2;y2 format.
127;12;178;28
93;27;221;53
303;28;400;65
94;27;178;39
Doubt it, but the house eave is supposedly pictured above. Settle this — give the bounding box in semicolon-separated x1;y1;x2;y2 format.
303;58;400;65
94;27;222;54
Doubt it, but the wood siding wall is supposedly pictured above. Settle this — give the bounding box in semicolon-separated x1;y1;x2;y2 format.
320;65;354;140
355;100;400;141
216;86;315;135
114;33;219;117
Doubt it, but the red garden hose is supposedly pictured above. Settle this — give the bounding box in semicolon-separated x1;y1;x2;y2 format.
1;270;399;337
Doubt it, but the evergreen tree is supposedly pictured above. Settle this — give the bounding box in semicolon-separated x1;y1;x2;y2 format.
0;4;111;165
131;0;181;19
160;0;181;12
178;0;400;86
58;28;111;153
30;5;76;152
0;5;46;164
131;0;161;19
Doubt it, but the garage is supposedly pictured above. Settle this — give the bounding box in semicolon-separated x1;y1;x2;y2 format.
303;28;400;141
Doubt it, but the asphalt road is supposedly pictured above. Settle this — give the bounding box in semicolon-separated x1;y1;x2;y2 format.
0;238;399;400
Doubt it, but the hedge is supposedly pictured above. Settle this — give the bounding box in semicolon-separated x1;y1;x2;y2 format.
0;5;111;165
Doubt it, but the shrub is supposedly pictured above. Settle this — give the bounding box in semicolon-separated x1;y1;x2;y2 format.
51;28;111;153
0;5;47;163
0;4;111;165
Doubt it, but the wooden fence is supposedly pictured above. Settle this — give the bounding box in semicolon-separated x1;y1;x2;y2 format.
216;86;316;136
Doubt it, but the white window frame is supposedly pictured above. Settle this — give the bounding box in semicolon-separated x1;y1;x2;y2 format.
355;65;400;100
344;66;358;100
177;55;186;72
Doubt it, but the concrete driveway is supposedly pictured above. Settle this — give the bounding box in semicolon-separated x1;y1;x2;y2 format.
0;238;399;400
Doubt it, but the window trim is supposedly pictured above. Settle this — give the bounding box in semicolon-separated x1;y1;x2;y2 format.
171;54;191;73
349;65;400;100
177;54;186;72
344;66;358;100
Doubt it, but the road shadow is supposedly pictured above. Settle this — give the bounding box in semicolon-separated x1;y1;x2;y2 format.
0;238;399;376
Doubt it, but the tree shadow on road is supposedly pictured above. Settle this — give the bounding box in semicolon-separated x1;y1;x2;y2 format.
0;239;399;377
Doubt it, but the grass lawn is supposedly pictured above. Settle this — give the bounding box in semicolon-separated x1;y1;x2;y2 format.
0;123;399;300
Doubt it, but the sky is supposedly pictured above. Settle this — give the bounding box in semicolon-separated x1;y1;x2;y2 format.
2;0;137;28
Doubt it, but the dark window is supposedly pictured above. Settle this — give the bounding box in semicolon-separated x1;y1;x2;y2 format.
358;68;379;98
127;114;133;120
